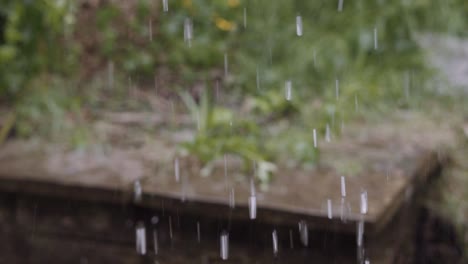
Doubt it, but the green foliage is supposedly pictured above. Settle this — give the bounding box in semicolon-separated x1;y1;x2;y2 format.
179;88;275;182
0;0;74;102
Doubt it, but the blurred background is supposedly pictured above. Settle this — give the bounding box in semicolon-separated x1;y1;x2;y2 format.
0;0;468;263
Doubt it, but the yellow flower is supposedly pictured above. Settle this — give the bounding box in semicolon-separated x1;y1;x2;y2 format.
183;0;192;8
215;16;236;31
227;0;240;8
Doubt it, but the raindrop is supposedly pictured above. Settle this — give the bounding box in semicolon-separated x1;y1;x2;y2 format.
248;195;257;220
224;154;228;190
404;71;410;99
197;221;201;243
135;222;147;255
296;15;303;36
162;0;168;12
338;0;344;12
272;229;279;256
298;220;308;246
152;220;159;255
229;187;235;209
184;18;193;47
365;259;370;264
325;123;331;143
335;79;340;100
340;176;346;197
360;190;368;214
224;53;228;78
313;50;317;68
134;180;142;203
169;216;173;240
357;220;364;246
373;27;378;50
174;157;180;182
149;19;153;42
220;231;229;260
313;129;318;148
285;80;292;101
327;199;333;219
256;66;261;91
340;198;347;222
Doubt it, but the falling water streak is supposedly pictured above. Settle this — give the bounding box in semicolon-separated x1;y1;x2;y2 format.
289;229;294;249
107;61;114;90
340;198;346;222
220;231;229;260
197;221;201;243
298;220;308;246
357;220;364;246
365;259;370;264
249;195;257;220
313;50;317;68
313;129;317;148
327;199;333;219
184;18;193;48
373;27;378;50
153;229;159;255
162;0;168;12
285;80;292;101
224;53;228;78
229;187;235;209
360;190;368;214
325;123;331;143
335;79;340;100
340;119;345;135
341;176;346;197
338;0;344;11
169;216;173;240
149;19;153;42
224;154;228;190
151;216;159;255
135;222;147;255
243;8;247;28
355;94;359;112
256;66;261;91
174;157;180;182
272;229;279;256
296;15;303;36
134;180;142;203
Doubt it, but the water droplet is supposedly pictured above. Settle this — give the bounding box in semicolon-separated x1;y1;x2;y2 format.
184;18;193;47
313;50;317;68
335;79;340;100
229;187;235;209
340;198;347;222
285;80;292;101
248;195;257;220
365;259;370;264
338;0;344;11
298;220;308;246
151;216;159;225
134;180;142;203
256;66;261;91
373;27;378;50
135;222;147;255
325;123;331;143
313;129;318;148
357;220;364;246
327;199;333;219
360;190;368;214
197;221;201;243
224;53;228;78
169;216;173;240
162;0;168;12
220;231;229;260
149;19;153;42
340;176;346;197
272;229;279;256
174;157;180;182
296;15;303;36
153;229;159;255
355;94;359;112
